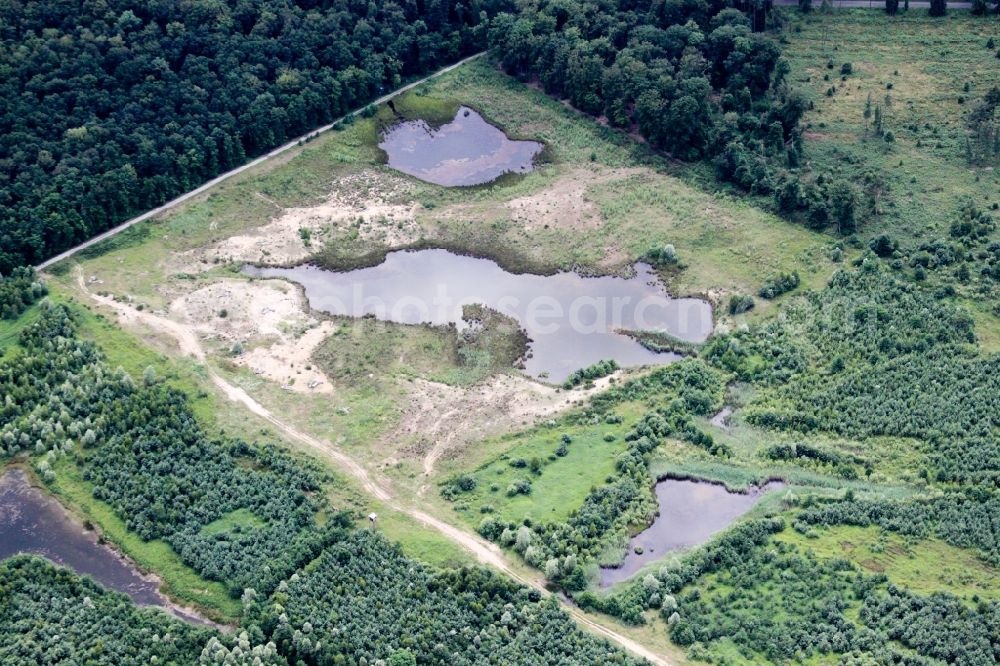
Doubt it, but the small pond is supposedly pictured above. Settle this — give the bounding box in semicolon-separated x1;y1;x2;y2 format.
599;478;785;587
246;249;713;382
378;106;543;186
0;469;211;625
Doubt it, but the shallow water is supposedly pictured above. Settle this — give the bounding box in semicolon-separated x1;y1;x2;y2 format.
0;469;210;625
246;249;712;382
378;106;543;186
599;478;785;587
709;406;734;430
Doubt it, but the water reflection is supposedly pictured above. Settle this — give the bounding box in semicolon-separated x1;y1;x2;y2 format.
246;250;713;382
0;468;211;625
379;106;543;186
599;477;785;587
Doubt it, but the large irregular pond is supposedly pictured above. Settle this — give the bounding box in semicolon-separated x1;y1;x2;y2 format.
246;249;713;382
378;106;543;186
599;478;785;587
0;469;210;625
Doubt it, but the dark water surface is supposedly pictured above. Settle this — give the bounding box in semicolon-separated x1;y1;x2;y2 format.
0;468;210;625
247;250;712;382
378;106;543;186
599;478;785;587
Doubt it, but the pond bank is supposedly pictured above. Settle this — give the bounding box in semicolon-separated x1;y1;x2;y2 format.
0;467;220;628
599;476;785;587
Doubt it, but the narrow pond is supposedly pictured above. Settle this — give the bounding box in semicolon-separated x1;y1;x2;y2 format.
599;478;785;587
246;250;713;382
0;469;211;626
378;106;543;186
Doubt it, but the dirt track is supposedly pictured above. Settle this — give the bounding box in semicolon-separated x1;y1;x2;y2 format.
73;269;673;666
35;52;486;273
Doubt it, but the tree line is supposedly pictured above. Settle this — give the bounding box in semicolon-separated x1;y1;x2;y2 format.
0;268;46;320
3;301;339;598
0;0;512;273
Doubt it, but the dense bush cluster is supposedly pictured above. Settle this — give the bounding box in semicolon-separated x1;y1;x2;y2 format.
579;517;999;664
757;270;799;299
562;358;618;389
885;201;1000;315
476;360;725;581
488;1;796;162
729;261;996;484
669;543;999;665
764;440;868;480
0;555;212;664
243;529;644;666
0;0;510;271
861;586;999;666
1;303;336;597
0;267;46;319
751;349;1000;484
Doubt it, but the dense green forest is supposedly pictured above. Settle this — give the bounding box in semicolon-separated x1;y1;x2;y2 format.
1;301;341;598
0;0;512;272
0;555;213;664
244;529;645;666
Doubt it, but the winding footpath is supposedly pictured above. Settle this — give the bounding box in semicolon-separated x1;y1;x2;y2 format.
73;270;673;666
48;47;673;665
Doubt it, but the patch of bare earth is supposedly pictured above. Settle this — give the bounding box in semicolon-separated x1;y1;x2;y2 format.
177;170;422;270
170;278;335;393
393;373;619;484
508;166;647;231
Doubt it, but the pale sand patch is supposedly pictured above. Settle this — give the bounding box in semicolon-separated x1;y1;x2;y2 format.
395;373;619;480
178;170;422;270
505;166;644;232
170;279;335;393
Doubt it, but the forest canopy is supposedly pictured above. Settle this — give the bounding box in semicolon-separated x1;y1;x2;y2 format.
0;0;511;272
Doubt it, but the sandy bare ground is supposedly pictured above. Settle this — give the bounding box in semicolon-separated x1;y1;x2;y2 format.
170;279;335;393
178;170;421;270
73;268;672;666
404;374;618;480
505;166;642;232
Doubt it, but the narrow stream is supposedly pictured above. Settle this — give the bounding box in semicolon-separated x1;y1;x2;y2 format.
599;477;785;587
0;468;213;626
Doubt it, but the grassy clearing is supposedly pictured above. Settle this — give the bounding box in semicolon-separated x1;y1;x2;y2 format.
448;401;645;526
374;509;475;570
782;11;1000;238
0;301;41;359
780;11;1000;342
776;525;1000;603
313;318;466;388
200;509;267;537
312;306;527;390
